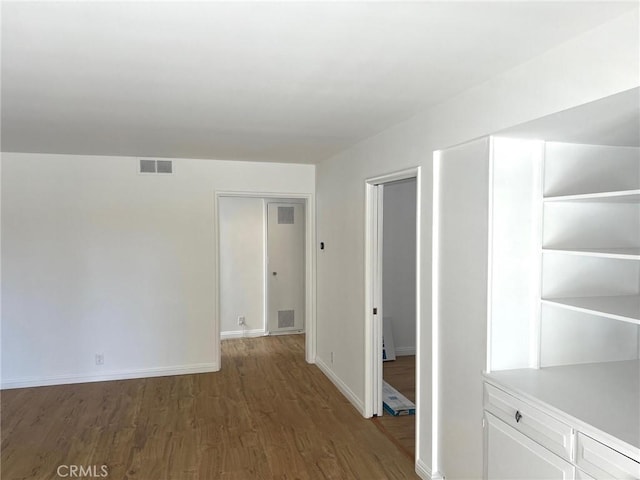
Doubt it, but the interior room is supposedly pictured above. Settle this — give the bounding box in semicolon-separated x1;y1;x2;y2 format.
2;2;638;479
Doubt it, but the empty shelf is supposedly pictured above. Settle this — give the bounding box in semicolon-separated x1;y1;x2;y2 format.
542;248;640;260
544;190;640;203
541;295;640;324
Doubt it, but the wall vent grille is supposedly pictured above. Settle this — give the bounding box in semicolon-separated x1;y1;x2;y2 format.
139;159;173;174
278;310;295;328
278;206;295;224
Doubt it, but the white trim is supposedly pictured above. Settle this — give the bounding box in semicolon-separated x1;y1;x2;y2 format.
486;138;495;374
214;191;316;369
415;457;433;480
395;346;417;356
263;199;269;334
213;191;222;371
315;357;366;416
373;184;384;415
364;182;377;417
364;166;422;430
221;329;266;340
414;166;423;463
1;363;218;390
367;167;420;186
431;152;442;475
532;141;545;369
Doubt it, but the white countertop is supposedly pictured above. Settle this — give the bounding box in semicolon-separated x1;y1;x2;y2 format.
486;360;640;457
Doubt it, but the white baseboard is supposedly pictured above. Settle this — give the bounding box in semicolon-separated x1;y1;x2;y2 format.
315;357;365;416
415;457;433;480
396;346;416;356
1;363;219;390
221;328;266;340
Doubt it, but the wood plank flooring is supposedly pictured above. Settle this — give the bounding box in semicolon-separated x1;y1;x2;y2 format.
1;335;418;479
373;356;416;460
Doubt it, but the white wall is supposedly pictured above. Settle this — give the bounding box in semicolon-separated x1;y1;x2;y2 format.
383;178;416;355
315;9;638;479
1;153;314;388
436;138;491;480
219;197;265;337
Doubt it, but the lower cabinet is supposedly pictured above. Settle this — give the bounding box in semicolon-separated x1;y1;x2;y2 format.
485;412;574;480
484;381;640;480
576;433;640;480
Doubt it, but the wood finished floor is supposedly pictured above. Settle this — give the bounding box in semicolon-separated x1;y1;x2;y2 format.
1;335;418;479
374;356;416;460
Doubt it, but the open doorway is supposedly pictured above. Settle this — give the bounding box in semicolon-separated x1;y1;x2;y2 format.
215;193;315;368
364;168;421;461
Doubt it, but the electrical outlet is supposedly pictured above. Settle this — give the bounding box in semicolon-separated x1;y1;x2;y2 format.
330;352;334;363
95;353;104;365
237;316;246;326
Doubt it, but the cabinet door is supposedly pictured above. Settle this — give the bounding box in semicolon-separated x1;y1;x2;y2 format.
485;413;574;480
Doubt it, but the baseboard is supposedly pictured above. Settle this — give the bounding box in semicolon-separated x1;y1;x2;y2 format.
396;346;416;356
315;357;366;416
1;363;219;390
415;457;433;480
221;328;266;339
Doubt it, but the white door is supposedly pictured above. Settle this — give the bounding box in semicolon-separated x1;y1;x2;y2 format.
267;202;305;334
485;413;574;480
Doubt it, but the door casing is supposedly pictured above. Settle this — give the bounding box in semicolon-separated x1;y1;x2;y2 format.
364;166;421;458
214;191;315;366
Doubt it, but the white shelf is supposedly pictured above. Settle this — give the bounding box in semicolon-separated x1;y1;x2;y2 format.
542;247;640;260
541;295;640;325
544;189;640;203
486;360;640;456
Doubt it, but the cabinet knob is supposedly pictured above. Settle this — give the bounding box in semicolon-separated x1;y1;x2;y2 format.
515;410;522;423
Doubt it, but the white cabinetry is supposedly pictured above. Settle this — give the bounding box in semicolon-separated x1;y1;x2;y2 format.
484;378;640;480
484;383;573;460
485;412;574;480
435;133;640;480
485;140;640;479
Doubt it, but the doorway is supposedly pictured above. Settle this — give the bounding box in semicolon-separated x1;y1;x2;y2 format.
215;192;315;368
364;168;421;459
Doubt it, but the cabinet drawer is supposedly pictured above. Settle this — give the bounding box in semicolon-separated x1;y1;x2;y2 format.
485;412;574;480
576;433;640;480
484;383;573;460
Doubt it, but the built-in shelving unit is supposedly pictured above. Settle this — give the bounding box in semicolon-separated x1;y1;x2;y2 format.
481;90;640;479
485;136;640;475
541;295;640;325
540;142;640;370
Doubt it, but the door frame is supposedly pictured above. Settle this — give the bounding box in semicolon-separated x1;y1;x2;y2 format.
214;191;316;366
364;167;421;426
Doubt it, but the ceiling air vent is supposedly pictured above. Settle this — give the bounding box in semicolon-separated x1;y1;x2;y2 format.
139;159;173;174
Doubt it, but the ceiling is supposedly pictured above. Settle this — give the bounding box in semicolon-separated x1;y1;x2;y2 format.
499;87;640;147
1;2;636;164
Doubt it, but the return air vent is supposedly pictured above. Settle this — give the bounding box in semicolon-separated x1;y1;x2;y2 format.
278;310;295;328
278;206;295;224
139;159;173;174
